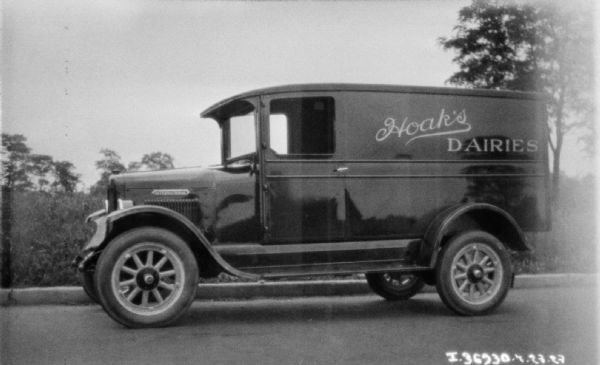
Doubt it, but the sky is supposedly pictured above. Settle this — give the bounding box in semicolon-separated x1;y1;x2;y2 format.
2;0;595;189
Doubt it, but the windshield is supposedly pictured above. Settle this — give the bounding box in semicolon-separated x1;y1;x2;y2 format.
225;110;256;161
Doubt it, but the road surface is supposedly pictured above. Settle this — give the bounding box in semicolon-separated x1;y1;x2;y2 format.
1;287;596;364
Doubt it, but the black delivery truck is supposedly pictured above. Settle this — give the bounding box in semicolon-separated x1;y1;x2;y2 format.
74;84;550;327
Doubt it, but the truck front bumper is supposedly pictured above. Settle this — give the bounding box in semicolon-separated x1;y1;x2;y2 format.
72;209;108;271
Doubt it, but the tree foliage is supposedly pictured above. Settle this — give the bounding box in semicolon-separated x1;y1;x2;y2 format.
28;154;54;191
440;0;595;201
127;152;175;172
2;134;32;190
92;149;175;194
1;133;81;192
91;149;126;194
52;161;80;192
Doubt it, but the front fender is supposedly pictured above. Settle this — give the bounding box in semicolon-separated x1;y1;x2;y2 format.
72;212;108;270
74;205;258;280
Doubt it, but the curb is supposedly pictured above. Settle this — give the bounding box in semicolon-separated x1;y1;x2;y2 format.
0;273;596;306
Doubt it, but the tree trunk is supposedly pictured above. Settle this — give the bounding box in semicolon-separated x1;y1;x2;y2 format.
1;186;12;288
551;139;562;205
550;82;566;206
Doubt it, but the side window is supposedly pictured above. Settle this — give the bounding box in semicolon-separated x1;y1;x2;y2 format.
269;97;335;156
269;114;289;154
228;113;256;159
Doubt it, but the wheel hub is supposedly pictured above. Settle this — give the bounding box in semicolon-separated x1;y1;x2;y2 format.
136;268;160;291
467;264;485;283
385;273;414;288
144;274;154;285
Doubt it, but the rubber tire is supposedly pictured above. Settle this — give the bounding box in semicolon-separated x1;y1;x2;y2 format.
95;227;198;328
80;270;100;304
435;230;512;316
366;272;425;300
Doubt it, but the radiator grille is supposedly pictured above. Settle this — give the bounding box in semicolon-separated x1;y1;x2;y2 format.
144;199;201;222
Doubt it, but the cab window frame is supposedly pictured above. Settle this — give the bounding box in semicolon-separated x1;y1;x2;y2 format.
266;96;337;159
217;98;259;164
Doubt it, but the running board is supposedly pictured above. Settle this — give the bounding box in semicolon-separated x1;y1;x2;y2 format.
242;260;431;279
216;239;423;273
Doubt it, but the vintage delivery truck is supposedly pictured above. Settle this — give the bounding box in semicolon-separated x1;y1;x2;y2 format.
74;84;550;327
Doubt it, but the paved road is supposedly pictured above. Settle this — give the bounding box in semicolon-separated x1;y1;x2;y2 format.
1;287;596;365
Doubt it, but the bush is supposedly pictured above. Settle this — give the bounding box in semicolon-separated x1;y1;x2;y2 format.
4;175;596;287
513;175;597;273
9;191;102;286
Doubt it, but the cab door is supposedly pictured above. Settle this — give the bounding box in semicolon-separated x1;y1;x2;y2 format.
260;94;346;244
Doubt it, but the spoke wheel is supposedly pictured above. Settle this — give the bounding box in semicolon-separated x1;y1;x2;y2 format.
436;231;511;316
111;243;185;315
450;243;502;305
366;272;425;300
96;228;198;328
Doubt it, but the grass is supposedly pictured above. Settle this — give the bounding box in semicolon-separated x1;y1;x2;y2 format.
8;191;103;286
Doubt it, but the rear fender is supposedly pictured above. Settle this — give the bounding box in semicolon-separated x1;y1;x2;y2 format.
417;203;529;268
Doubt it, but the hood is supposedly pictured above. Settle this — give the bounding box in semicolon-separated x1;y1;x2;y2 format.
111;166;217;191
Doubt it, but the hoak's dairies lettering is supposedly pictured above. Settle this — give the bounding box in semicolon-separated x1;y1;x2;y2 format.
375;109;470;144
447;137;539;153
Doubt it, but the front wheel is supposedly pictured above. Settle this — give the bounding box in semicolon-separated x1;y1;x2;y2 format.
80;270;100;304
435;231;512;316
95;227;198;328
366;272;425;300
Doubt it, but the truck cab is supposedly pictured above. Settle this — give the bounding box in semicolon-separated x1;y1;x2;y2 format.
75;84;550;327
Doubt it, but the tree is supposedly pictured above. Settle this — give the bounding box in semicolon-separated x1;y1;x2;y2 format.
2;134;81;192
52;161;80;193
439;0;594;202
28;154;54;191
128;152;175;172
2;134;33;190
91;149;126;194
92;149;175;194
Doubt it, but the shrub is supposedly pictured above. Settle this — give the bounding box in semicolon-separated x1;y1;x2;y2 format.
9;191;102;286
513;175;597;273
4;175;596;287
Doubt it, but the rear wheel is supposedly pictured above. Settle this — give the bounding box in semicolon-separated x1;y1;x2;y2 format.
366;272;425;300
95;227;198;328
435;231;511;315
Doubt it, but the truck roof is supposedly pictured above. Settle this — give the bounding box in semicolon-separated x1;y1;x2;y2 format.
200;83;543;119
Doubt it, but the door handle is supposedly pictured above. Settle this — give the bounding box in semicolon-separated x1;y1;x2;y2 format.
334;166;349;173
